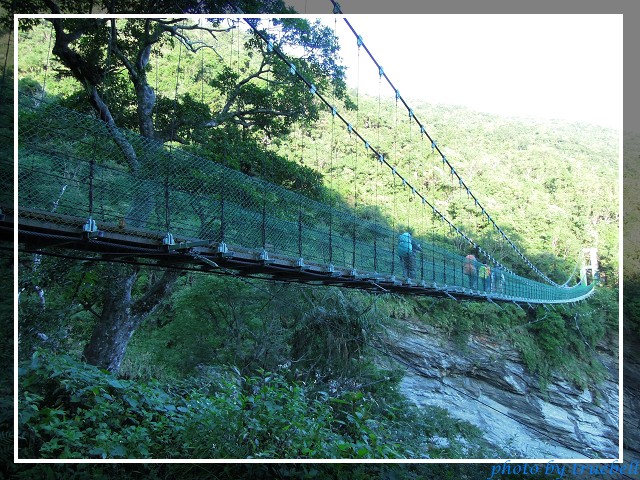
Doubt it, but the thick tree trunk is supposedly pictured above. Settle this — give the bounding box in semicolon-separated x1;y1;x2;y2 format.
135;81;156;139
83;265;180;372
46;18;186;373
83;267;138;372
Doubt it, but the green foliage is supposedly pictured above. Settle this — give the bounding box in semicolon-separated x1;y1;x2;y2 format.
19;348;498;460
12;9;619;464
182;369;340;459
509;299;614;390
529;311;567;361
16;17;351;140
17;253;105;361
19;349;185;459
122;278;387;386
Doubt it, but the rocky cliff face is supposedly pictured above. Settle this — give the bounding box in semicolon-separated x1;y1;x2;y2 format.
384;320;619;459
624;324;640;459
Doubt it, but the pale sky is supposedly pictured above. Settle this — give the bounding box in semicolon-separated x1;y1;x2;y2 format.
319;14;623;130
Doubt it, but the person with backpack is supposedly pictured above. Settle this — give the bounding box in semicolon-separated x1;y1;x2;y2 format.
464;254;478;289
408;235;422;279
398;231;422;279
479;263;492;292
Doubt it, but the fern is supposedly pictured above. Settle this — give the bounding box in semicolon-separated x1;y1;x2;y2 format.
0;429;12;460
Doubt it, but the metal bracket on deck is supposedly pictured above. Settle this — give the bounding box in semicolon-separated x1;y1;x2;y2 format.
324;264;341;276
347;268;358;278
296;257;309;270
162;232;175;246
82;217;101;239
217;242;231;257
259;249;273;264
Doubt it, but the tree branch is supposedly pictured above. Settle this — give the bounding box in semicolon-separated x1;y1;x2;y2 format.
43;0;61;14
81;301;102;320
214;57;271;122
131;269;180;321
87;85;140;171
206;107;298;129
48;18;105;86
108;19;139;82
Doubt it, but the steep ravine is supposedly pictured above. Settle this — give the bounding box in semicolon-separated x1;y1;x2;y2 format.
383;320;619;459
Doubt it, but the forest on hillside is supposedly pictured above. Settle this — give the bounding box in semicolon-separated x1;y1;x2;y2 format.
1;9;620;472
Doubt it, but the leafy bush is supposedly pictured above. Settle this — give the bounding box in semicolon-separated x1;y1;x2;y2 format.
19;349;191;459
18;349;498;460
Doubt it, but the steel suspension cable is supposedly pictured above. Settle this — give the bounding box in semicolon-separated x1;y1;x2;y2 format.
200;18;205;104
102;19;116;112
331;12;558;286
392;171;397;278
236;18;240;77
228;18;233;68
298;126;305;261
393;83;399;278
406;95;413;238
166;24;186;238
241;22;479;273
329;102;336;266
293;27;306;263
350;32;362;272
420;188;425;283
228;14;588;302
374;64;383;274
427;128;436;283
40;23;54;102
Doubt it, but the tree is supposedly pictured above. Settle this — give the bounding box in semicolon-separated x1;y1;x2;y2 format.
10;1;350;372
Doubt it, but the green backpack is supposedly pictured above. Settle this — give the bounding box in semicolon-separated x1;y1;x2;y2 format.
398;232;412;255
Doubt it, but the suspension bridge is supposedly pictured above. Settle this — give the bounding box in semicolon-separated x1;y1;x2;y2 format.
3;15;598;305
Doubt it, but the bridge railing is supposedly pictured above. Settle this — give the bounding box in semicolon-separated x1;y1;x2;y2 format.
14;94;594;303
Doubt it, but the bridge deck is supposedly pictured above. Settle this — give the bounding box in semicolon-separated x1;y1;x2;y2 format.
8;97;596;305
2;206;564;303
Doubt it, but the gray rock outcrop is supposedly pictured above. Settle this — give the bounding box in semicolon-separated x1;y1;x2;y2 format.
383;320;619;459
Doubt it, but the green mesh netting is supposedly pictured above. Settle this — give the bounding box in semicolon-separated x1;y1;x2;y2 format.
11;94;594;304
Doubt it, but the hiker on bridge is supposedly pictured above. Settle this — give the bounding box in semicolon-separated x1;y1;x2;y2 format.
398;231;422;279
464;254;478;289
479;263;492;292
